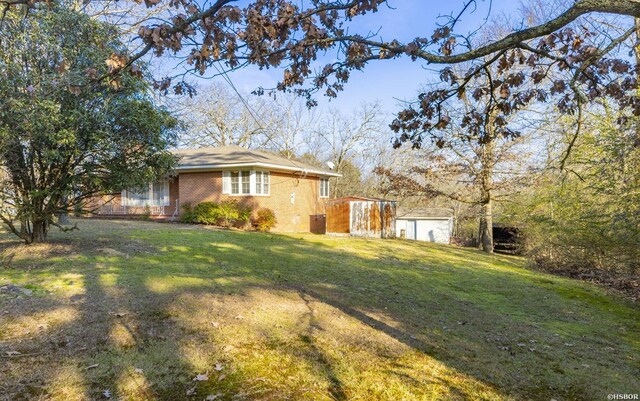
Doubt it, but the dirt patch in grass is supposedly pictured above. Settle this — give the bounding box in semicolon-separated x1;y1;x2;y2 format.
0;242;78;266
0;235;156;269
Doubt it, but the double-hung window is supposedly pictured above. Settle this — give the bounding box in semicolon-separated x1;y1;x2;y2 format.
230;172;240;194
241;171;251;194
223;170;269;196
255;171;270;195
319;178;329;198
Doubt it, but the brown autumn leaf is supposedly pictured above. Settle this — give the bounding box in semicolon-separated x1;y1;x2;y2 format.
55;60;69;74
68;85;82;96
85;68;98;79
499;85;510;99
105;53;127;73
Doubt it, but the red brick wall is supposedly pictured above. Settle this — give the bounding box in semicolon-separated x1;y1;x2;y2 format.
177;170;327;232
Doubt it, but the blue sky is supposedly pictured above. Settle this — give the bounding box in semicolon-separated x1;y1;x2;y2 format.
197;0;524;116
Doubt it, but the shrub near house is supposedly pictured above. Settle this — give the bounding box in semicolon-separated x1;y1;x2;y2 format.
181;201;275;231
254;208;277;232
181;200;253;229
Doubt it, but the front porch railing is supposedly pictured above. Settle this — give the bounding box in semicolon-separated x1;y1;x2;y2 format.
96;204;166;216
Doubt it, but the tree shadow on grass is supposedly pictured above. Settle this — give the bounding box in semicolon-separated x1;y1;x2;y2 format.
298;291;347;401
0;219;639;400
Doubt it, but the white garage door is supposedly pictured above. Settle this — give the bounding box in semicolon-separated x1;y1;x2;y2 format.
415;219;452;243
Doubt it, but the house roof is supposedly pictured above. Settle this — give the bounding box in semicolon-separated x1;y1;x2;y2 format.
396;207;454;219
173;146;341;177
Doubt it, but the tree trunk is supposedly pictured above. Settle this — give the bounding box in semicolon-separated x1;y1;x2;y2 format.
478;127;495;253
635;17;640;147
479;199;493;253
29;220;48;244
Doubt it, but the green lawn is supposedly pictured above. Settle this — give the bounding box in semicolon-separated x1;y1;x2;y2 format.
0;219;638;401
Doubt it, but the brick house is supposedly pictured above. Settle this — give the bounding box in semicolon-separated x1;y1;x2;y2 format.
93;146;341;232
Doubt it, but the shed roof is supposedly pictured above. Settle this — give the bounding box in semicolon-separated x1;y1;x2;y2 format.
396;207;454;219
325;196;397;203
173;146;341;177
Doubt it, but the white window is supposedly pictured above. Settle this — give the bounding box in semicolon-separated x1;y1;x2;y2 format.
124;180;169;206
320;178;329;198
151;180;166;205
255;171;270;195
127;188;147;206
223;170;269;196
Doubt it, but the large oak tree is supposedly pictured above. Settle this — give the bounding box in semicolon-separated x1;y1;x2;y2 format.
1;1;636;142
1;1;635;102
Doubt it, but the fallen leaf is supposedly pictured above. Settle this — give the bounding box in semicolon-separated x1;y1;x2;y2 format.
211;321;220;328
134;368;143;374
109;312;127;317
6;351;21;356
193;374;208;381
85;364;99;370
206;394;222;401
103;389;111;398
218;374;226;381
214;363;223;371
186;386;196;396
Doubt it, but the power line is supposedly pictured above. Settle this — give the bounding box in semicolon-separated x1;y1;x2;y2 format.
207;63;317;171
211;62;267;131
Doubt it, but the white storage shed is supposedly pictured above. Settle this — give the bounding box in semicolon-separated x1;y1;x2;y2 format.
396;208;454;244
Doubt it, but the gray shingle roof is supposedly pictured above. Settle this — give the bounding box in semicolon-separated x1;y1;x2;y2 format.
396;207;454;219
172;146;340;177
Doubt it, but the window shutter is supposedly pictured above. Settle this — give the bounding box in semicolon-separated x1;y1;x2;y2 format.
222;171;230;194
